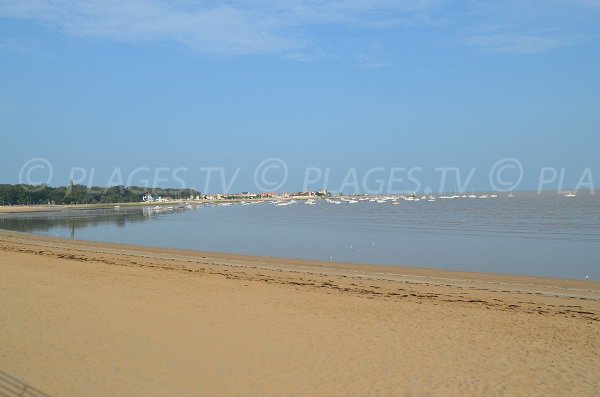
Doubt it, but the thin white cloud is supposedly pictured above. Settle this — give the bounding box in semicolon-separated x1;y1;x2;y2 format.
461;30;582;54
0;1;301;55
0;0;596;57
0;0;439;56
453;0;599;55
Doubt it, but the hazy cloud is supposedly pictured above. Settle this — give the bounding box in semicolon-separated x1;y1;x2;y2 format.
461;31;581;54
0;0;597;57
0;0;438;56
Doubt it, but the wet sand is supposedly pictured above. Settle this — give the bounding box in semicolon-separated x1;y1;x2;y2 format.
0;230;598;396
0;205;64;213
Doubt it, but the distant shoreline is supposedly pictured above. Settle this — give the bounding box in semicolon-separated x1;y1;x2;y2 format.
1;189;596;214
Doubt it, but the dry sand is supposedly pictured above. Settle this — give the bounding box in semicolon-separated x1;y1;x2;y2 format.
0;230;598;396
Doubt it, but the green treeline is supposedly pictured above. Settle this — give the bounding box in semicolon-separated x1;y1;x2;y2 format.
0;184;200;205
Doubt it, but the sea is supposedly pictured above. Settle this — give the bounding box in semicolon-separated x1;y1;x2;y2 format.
1;192;599;280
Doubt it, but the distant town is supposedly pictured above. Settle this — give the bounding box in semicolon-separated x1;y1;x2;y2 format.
0;182;331;206
141;189;330;203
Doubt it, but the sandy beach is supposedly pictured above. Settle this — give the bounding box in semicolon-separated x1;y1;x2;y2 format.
0;229;598;396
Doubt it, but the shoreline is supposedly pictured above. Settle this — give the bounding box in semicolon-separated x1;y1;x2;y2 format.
1;228;597;289
1;229;599;396
1;228;598;314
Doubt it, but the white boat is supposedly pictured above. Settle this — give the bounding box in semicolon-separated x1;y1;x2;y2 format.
564;191;577;197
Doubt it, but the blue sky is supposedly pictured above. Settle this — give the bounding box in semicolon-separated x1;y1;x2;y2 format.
1;0;599;193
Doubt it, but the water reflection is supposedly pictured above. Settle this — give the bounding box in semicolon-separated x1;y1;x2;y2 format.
0;206;195;237
1;194;599;279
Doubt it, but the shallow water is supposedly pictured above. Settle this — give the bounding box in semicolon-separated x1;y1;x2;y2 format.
1;192;599;279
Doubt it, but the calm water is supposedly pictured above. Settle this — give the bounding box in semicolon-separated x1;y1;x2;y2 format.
2;192;599;280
